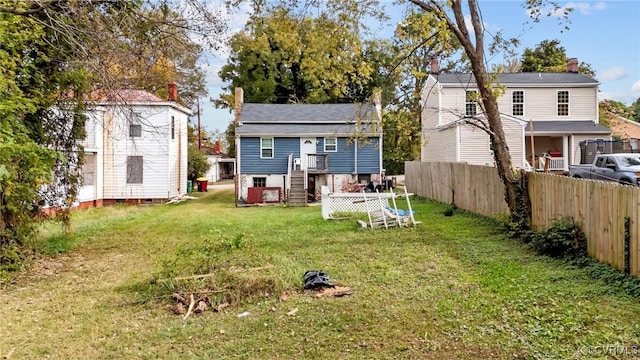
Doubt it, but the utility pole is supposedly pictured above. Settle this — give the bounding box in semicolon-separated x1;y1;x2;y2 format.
197;98;202;149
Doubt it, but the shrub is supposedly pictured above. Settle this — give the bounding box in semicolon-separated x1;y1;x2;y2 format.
528;218;587;258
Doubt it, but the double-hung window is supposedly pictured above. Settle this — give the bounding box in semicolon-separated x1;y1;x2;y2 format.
512;91;524;116
465;90;478;116
324;137;337;152
261;137;274;158
557;91;569;116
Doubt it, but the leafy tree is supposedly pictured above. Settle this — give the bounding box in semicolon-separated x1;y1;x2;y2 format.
225;122;237;158
187;145;211;181
383;10;463;174
521;39;595;77
216;2;385;107
631;98;640;122
0;0;227;262
407;0;574;215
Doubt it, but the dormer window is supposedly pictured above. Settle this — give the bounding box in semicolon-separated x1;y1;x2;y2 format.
465;90;477;116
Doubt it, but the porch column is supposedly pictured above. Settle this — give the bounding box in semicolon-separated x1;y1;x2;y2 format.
563;135;569;171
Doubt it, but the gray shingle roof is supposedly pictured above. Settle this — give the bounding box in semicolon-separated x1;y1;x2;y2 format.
434;72;598;86
525;121;611;134
235;123;379;136
239;103;379;123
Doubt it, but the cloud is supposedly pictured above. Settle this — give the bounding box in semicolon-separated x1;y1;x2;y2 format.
600;66;628;81
540;1;606;17
632;80;640;93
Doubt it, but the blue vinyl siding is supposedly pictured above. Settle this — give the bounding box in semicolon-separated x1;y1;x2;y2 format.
323;137;380;174
356;138;381;173
241;136;380;175
240;137;299;174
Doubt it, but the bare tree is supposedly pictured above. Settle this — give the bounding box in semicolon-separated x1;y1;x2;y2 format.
407;0;569;214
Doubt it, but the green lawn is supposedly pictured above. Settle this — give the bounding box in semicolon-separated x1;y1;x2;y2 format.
1;189;639;359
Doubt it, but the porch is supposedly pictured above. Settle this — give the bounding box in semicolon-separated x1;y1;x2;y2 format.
526;135;569;172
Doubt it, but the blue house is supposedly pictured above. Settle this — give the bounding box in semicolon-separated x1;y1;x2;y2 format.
234;88;383;206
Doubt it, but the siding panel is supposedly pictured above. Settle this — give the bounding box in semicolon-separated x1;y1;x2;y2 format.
240;137;298;174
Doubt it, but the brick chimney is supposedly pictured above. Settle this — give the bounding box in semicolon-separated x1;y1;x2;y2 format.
430;57;439;74
567;58;578;73
234;87;244;124
167;82;178;101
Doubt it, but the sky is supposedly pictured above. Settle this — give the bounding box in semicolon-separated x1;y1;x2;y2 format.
195;0;640;133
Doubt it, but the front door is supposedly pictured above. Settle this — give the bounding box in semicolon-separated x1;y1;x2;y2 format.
300;138;316;170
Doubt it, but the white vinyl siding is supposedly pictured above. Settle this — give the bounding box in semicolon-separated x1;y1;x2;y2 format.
495;87;595;121
458;117;524;168
421;126;457;162
103;105;188;199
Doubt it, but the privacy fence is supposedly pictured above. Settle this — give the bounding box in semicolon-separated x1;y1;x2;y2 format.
405;161;640;278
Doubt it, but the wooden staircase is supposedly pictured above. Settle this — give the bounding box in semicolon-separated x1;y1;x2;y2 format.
288;171;306;207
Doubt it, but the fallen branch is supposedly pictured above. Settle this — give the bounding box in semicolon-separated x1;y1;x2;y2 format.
4;347;15;359
183;294;195;320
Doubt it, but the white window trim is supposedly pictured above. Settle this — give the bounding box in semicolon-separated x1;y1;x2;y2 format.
465;90;478;116
324;137;337;152
260;137;274;159
512;90;525;117
557;90;570;117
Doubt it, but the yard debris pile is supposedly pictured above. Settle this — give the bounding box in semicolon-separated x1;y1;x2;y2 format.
166;195;197;204
171;292;230;319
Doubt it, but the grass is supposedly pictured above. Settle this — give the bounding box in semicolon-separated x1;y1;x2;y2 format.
1;189;640;359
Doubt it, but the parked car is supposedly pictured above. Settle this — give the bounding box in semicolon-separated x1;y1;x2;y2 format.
568;153;640;185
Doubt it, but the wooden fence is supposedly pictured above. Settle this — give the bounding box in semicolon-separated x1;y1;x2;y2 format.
405;161;640;277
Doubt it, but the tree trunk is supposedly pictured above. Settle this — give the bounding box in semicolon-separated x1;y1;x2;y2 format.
408;0;519;214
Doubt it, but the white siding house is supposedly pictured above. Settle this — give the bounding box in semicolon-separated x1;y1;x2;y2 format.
76;88;192;207
421;59;611;171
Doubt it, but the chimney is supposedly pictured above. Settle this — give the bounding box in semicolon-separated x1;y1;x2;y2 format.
234;87;244;124
214;141;221;153
567;58;578;73
430;57;439;74
167;82;178;101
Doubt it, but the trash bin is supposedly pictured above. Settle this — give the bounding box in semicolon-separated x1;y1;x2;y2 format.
385;177;394;190
187;180;193;193
196;177;208;192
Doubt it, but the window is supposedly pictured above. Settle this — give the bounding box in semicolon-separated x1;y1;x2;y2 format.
82;154;96;186
171;116;175;140
512;91;524;116
465;90;477;116
557;91;569;116
324;137;337;152
126;156;143;184
261;137;273;158
253;177;266;187
129;123;141;137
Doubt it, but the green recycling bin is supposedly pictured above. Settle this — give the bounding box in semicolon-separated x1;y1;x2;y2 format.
187;180;193;193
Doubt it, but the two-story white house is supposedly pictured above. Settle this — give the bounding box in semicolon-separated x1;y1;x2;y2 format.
420;58;611;171
76;85;192;208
